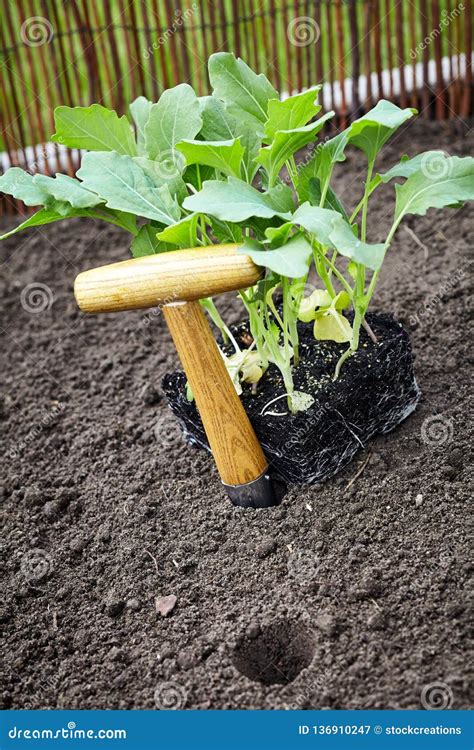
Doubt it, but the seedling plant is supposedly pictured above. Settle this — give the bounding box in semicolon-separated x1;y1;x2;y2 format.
1;53;473;413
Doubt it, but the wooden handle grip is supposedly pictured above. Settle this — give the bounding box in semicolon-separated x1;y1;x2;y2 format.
74;244;262;314
163;301;268;487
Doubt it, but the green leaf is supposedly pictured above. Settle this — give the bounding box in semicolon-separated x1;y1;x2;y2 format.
144;84;202;160
0;168;51;206
291;203;338;246
328;219;386;270
130;96;152;154
394;155;474;222
347;100;416;163
238;234;313;277
77;152;180;225
314;311;352;343
199;96;260;182
265;222;294;246
33;174;102;208
131;224;173;257
378;150;450;183
0;206;83;240
292;203;386;270
52;104;137;156
257;112;334;186
208;52;278;132
308;177;348;218
156;213;200;247
209;217;243;244
133;156;187;202
176;138;245;179
183;177;293;222
263;87;322;141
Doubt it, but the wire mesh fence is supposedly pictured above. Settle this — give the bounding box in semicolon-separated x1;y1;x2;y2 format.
0;0;472;215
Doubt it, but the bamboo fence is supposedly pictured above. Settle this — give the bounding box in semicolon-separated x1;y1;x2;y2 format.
0;0;472;215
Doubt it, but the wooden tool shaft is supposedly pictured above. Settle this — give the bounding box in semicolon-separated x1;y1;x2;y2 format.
163;301;268;487
74;244;262;314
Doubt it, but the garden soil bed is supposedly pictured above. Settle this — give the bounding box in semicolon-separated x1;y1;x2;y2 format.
1;120;473;710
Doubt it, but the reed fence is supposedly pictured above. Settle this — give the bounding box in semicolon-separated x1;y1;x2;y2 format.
0;0;472;215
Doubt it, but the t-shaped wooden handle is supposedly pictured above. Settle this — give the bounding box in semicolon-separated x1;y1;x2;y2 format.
74;244;278;508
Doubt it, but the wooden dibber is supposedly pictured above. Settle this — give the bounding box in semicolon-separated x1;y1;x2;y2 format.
74;244;279;508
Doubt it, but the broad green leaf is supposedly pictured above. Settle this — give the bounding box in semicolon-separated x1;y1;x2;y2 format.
238;234;313;277
183;177;293;222
0;168;51;206
308;177;348;218
208;52;278;132
265;222;294;246
52;104;137;156
314;311;352;343
131;224;173;257
130;96;152;154
348;100;416;163
77;152;180;225
263;87;322;141
328;220;386;270
378;150;449;183
156;213;200;247
291;203;338;246
394;155;474;222
257;111;334;186
0;203;136;241
0;205;84;240
33;174;102;208
210;218;243;244
199;96;260;182
176;138;245;179
133;156;187;202
292;203;386;270
144;84;202;160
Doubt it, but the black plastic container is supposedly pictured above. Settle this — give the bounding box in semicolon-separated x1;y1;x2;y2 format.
162;312;420;486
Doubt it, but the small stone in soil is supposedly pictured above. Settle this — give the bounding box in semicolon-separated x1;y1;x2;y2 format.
155;595;177;617
126;598;140;611
245;621;261;639
140;383;161;406
105;599;125;618
314;613;337;636
415;494;423;507
255;537;277;558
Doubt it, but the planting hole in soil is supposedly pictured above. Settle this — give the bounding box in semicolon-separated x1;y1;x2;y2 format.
231;620;315;686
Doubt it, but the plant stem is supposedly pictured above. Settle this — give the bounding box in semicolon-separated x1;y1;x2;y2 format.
361;159;375;242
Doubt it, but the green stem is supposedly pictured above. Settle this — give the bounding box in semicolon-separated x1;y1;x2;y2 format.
361;159;375;242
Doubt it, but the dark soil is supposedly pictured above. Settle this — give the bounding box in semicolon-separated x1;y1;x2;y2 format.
163;313;421;486
1;120;472;711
